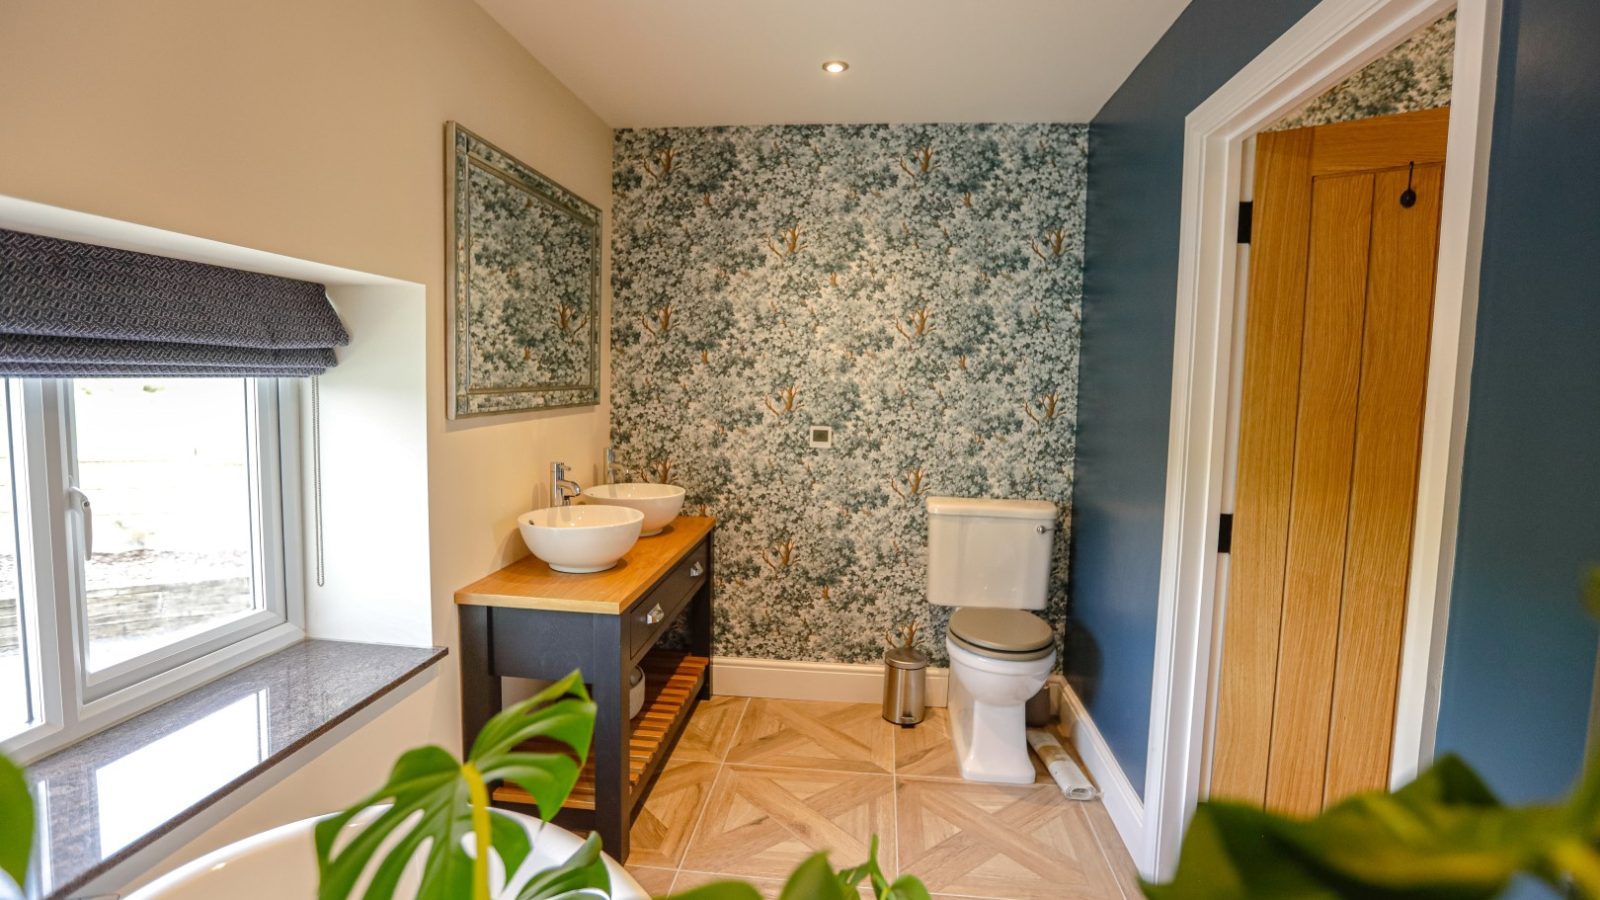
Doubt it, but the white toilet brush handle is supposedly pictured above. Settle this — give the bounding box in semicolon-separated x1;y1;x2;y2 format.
1026;728;1100;801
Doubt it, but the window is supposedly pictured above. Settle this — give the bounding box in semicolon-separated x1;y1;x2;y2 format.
2;394;28;740
0;377;301;759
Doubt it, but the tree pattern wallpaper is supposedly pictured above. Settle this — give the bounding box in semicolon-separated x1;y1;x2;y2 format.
610;123;1086;666
1271;10;1455;131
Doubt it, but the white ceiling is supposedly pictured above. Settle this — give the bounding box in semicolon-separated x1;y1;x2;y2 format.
475;0;1192;128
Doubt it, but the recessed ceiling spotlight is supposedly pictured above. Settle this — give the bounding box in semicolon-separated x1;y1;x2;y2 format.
821;60;849;74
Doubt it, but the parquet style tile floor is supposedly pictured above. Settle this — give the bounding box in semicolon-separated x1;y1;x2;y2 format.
623;697;1141;899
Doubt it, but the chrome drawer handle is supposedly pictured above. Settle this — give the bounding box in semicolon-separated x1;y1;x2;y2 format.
689;561;704;578
644;603;666;625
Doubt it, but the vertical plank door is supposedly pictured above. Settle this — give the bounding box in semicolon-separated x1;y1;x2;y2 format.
1211;107;1447;814
1210;127;1315;806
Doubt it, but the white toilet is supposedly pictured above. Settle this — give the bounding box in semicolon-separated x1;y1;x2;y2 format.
928;496;1058;784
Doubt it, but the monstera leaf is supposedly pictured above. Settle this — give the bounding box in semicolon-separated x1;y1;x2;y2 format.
315;672;603;900
666;837;931;900
512;831;609;900
0;754;32;891
1145;753;1600;898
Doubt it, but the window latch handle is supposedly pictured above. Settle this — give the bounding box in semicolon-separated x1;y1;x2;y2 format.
67;486;93;557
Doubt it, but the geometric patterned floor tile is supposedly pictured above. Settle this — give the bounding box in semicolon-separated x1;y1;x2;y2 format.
680;765;897;880
671;869;783;896
627;759;721;868
671;696;749;764
726;699;895;774
896;778;1123;900
672;868;874;898
625;865;679;896
1082;798;1140;899
895;707;1051;784
615;696;1137;900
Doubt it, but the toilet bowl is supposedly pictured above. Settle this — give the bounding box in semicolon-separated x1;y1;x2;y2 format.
944;606;1056;784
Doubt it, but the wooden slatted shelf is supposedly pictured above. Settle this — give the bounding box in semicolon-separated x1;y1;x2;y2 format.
491;651;709;813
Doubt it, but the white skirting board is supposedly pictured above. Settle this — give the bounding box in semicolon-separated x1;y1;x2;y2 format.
712;656;949;707
1051;675;1146;871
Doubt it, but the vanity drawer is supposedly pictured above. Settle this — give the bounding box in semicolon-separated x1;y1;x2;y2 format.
628;541;708;657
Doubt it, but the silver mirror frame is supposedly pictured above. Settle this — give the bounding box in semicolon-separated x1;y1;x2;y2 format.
446;121;601;418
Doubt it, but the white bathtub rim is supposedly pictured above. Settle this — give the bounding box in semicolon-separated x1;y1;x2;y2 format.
126;805;645;899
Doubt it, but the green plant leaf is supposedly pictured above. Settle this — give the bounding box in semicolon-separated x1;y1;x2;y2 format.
315;673;925;900
660;881;764;900
1566;569;1600;834
879;875;934;900
471;673;594;764
313;745;471;900
315;673;595;900
833;834;931;900
0;754;33;890
514;831;609;899
1146;752;1600;899
478;752;582;821
778;853;851;900
491;810;534;886
358;816;432;899
836;835;886;895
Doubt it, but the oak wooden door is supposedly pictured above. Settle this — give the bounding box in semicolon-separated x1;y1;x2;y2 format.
1211;108;1449;816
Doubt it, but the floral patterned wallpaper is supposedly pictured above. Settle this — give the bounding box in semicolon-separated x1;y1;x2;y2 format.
610;124;1085;666
1271;11;1455;131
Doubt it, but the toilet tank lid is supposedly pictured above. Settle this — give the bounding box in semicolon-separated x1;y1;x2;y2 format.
926;496;1057;521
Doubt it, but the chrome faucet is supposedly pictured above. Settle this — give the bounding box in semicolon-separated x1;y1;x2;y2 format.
552;462;582;507
604;446;623;484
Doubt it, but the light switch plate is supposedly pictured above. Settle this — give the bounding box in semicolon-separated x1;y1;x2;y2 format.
808;425;833;448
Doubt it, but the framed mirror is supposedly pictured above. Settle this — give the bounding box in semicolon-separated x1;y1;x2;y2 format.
446;122;600;417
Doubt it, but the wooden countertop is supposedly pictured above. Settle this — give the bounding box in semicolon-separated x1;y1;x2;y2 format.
454;516;715;615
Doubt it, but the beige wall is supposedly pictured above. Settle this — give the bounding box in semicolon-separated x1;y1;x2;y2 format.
0;0;613;880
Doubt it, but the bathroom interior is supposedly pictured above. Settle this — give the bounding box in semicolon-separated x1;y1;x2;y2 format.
0;0;1596;898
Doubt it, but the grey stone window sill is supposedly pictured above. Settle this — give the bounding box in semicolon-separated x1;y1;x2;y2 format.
19;639;447;899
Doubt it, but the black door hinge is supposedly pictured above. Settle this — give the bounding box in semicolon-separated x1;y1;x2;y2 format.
1217;513;1234;554
1237;201;1254;244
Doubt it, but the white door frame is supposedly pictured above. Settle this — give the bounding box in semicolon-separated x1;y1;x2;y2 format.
1140;0;1502;880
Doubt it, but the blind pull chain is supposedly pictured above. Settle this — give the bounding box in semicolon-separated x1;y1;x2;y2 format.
312;376;326;588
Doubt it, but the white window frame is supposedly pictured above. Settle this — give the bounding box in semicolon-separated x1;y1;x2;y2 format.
1;378;305;763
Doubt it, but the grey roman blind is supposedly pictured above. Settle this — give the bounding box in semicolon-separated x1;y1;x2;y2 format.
0;228;349;377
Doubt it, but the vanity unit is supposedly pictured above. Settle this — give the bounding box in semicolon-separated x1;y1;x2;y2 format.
454;516;715;860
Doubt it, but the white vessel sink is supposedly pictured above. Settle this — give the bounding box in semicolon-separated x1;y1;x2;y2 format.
518;504;643;573
128;805;647;899
584;483;686;536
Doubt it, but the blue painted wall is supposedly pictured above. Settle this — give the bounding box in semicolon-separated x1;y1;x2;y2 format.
1069;0;1319;796
1432;0;1600;804
1071;0;1600;813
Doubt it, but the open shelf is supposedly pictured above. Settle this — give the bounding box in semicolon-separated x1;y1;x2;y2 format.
491;651;709;813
